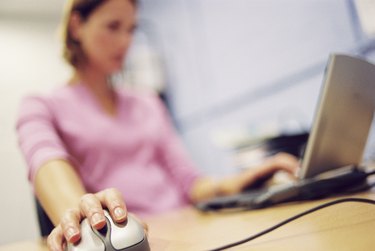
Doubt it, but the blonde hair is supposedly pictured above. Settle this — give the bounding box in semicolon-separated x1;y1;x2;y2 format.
60;0;137;67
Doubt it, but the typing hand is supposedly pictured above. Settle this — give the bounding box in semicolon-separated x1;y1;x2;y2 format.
219;153;299;195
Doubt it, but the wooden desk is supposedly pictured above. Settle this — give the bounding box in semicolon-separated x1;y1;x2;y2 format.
1;191;374;251
146;191;375;251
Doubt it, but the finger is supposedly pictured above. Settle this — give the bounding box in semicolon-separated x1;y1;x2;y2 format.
240;158;292;187
47;225;66;251
79;193;107;229
60;208;81;244
96;188;127;223
269;153;300;173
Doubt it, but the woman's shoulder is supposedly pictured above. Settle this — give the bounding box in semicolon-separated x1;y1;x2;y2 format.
17;90;56;124
18;84;81;115
21;84;81;103
19;90;53;112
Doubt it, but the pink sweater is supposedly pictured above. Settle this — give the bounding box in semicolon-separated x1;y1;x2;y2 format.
16;83;200;216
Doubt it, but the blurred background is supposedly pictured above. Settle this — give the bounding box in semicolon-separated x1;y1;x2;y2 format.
1;0;375;245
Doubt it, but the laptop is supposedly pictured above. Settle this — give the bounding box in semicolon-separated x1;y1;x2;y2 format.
197;54;375;211
299;54;375;178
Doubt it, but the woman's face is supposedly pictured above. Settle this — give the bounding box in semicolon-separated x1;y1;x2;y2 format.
73;0;136;74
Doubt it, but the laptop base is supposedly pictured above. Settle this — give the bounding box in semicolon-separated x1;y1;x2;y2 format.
196;166;371;212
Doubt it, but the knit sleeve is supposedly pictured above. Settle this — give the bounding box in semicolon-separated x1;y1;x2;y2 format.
15;96;72;184
151;95;201;201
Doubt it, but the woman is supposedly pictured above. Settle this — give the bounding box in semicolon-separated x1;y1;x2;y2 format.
16;0;299;250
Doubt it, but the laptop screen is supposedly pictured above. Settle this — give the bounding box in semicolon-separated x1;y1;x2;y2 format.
298;54;375;179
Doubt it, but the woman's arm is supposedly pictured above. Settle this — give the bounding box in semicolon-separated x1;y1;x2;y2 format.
16;96;130;250
35;160;86;226
190;153;299;203
36;160;128;250
149;96;299;204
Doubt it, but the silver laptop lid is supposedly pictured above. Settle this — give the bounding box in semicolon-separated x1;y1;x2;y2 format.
299;54;375;179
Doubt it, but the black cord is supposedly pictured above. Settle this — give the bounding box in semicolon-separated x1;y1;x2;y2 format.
207;197;375;251
366;169;375;176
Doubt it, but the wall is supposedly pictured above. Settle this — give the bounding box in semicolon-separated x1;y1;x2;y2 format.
0;16;69;244
138;0;375;175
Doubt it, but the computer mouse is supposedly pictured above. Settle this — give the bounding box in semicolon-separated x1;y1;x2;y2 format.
66;210;150;251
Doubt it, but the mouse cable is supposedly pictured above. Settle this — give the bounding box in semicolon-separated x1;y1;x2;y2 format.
365;169;375;176
206;197;375;251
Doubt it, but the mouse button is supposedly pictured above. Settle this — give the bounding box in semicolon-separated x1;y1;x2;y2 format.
66;219;105;251
106;214;145;250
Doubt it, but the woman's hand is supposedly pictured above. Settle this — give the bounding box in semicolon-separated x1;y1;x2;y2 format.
219;152;300;195
47;188;127;251
190;153;299;202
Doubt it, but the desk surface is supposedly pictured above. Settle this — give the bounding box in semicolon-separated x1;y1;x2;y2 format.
1;191;375;251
